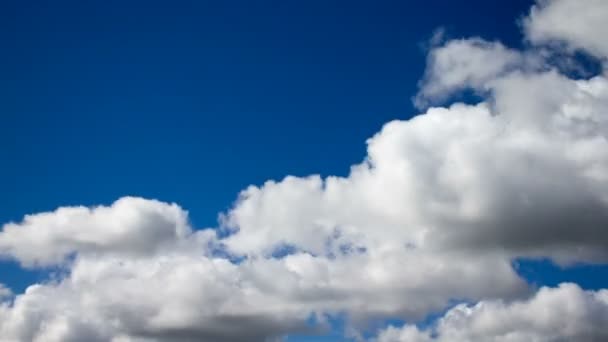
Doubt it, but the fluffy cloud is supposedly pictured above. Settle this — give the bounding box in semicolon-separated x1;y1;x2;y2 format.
0;254;311;342
0;197;198;267
525;0;608;59
375;283;608;342
225;73;608;264
0;199;527;341
1;0;608;341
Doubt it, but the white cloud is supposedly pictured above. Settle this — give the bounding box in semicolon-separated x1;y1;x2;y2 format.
0;254;309;342
0;197;204;267
1;1;608;341
415;38;525;107
525;0;608;60
375;283;608;342
0;200;527;341
225;73;608;264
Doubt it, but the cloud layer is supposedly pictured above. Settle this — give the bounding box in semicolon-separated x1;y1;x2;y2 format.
376;283;608;342
1;0;608;340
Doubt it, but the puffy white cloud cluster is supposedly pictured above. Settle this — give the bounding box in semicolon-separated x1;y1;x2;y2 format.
0;197;195;267
1;0;608;340
375;283;608;342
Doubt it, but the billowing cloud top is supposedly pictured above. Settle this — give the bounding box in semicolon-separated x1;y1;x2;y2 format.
1;0;608;341
0;197;193;267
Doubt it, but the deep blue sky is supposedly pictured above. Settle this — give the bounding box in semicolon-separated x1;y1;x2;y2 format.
1;0;533;227
2;1;605;337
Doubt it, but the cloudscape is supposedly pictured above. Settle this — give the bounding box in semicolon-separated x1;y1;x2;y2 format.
1;0;608;341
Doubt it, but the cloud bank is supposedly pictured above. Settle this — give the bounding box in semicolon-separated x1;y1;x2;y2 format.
376;283;608;342
1;0;608;340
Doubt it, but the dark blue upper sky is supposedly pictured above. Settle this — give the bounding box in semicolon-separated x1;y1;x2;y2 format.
0;0;534;229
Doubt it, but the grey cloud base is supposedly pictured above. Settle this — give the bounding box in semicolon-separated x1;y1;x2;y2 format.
2;0;608;341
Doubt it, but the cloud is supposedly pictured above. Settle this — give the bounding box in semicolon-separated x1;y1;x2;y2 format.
375;283;608;342
417;0;608;108
225;72;608;264
0;197;203;267
0;283;11;300
0;254;311;342
0;199;527;341
414;38;526;107
525;0;608;59
1;0;608;340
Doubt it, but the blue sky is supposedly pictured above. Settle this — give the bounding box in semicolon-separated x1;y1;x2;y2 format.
1;1;608;341
1;0;533;226
1;0;534;287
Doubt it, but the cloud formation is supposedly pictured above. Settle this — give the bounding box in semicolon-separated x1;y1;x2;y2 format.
0;197;195;267
414;38;525;106
0;199;527;341
1;0;608;340
376;283;608;342
525;0;608;58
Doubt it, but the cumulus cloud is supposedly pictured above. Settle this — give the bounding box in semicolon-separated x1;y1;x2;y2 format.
0;254;311;342
525;0;608;59
414;38;526;107
0;199;527;341
1;0;608;341
375;283;608;342
0;197;200;267
225;72;608;264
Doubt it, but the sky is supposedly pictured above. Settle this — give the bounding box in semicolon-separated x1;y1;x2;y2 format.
1;0;608;341
1;0;533;227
